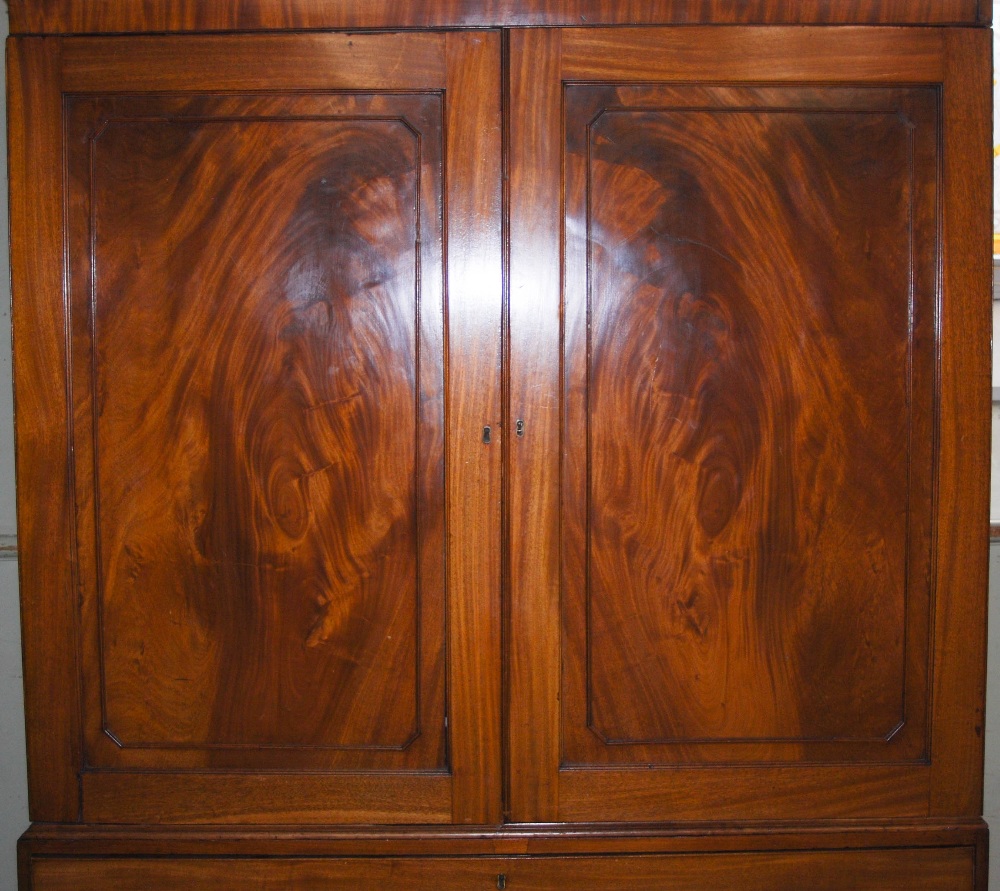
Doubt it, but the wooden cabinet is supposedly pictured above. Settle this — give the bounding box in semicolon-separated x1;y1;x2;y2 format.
10;3;991;888
11;30;503;831
506;25;988;827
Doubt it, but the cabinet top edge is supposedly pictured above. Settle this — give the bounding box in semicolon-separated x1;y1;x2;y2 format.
6;1;987;36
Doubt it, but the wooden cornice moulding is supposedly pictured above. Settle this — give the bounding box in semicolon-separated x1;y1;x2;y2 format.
6;0;986;35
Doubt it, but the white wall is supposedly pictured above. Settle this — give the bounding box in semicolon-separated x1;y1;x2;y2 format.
0;3;26;883
987;545;1000;888
0;7;27;888
0;560;24;889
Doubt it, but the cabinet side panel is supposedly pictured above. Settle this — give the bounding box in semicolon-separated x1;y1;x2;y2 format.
8;36;81;822
929;27;992;816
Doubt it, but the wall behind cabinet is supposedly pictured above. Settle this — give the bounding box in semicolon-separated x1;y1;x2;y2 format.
0;7;29;888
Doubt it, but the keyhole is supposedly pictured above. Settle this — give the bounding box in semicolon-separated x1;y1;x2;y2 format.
515;419;525;437
483;426;492;445
496;874;506;890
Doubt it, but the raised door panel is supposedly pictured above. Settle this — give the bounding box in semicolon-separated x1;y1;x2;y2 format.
507;27;990;822
67;92;445;772
562;84;935;767
11;32;502;824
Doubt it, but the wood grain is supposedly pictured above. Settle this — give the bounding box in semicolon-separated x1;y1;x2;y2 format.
8;0;982;34
928;27;992;816
562;85;936;764
12;29;505;826
507;26;563;824
66;93;446;767
8;6;990;880
80;772;452;824
16;819;989;890
25;848;977;891
558;764;929;822
8;37;81;823
506;24;985;826
61;34;446;93
16;818;990;857
444;31;504;825
560;27;947;84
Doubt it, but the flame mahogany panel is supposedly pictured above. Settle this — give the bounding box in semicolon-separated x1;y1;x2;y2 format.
65;92;447;771
562;85;938;766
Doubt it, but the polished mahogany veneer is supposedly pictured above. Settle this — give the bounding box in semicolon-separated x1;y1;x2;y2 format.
12;29;504;830
9;2;991;889
563;85;936;764
506;25;989;833
67;93;445;766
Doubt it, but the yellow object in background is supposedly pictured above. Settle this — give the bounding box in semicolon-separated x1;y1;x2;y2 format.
994;142;1000;253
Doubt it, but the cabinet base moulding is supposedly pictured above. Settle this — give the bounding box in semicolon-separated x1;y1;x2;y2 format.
17;821;989;890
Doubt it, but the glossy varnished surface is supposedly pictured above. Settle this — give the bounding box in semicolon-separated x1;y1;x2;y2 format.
7;13;989;879
928;26;991;816
22;848;977;891
9;29;503;824
8;0;983;34
562;85;937;764
506;26;564;823
7;36;80;823
18;820;988;889
65;92;446;767
442;31;505;824
507;26;989;825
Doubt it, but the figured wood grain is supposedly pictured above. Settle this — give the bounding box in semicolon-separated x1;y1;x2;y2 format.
8;0;982;34
562;86;936;763
25;848;976;891
506;24;983;826
8;8;990;878
928;27;992;816
12;29;504;827
7;37;81;823
66;93;446;766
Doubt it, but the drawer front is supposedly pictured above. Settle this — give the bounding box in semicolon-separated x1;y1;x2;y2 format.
29;848;975;890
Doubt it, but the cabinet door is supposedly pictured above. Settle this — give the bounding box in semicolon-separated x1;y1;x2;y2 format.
508;27;990;822
11;31;502;825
